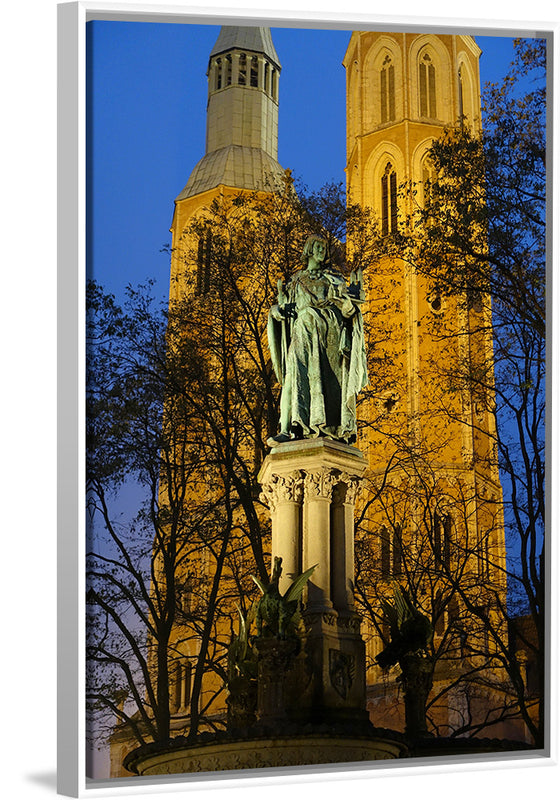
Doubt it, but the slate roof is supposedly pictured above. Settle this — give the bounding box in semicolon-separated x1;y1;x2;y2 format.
175;145;286;200
209;26;281;68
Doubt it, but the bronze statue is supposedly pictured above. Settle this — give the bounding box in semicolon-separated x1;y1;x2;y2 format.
376;582;434;739
376;583;433;670
267;235;368;445
251;557;316;640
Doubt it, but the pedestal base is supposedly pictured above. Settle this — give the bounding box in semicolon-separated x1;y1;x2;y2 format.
298;609;368;726
124;731;406;775
259;438;368;726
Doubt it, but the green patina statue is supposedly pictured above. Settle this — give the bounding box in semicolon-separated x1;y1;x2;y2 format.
251;556;316;640
227;604;258;682
267;235;368;445
376;582;434;739
226;558;316;729
226;605;258;729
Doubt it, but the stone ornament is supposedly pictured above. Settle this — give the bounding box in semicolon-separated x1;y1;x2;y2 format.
132;738;402;774
331;471;361;505
339;471;361;504
329;650;355;699
259;470;303;511
303;469;339;500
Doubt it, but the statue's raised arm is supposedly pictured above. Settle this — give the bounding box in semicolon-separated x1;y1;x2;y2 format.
267;234;368;446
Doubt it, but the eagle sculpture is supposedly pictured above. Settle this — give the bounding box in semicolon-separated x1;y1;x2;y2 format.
375;583;433;670
251;556;317;640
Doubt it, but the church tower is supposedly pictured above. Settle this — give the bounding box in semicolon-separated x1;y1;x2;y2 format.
157;24;286;754
169;26;285;303
344;33;509;736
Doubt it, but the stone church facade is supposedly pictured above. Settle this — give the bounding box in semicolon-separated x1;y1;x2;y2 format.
109;25;530;777
343;31;516;738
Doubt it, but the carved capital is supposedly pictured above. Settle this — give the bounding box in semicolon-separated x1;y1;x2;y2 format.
304;469;338;501
260;470;303;512
339;472;362;505
331;483;347;505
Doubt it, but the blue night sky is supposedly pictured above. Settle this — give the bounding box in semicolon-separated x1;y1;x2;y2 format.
86;22;520;302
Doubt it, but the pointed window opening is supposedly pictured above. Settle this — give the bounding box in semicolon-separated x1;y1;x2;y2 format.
392;525;403;576
380;54;396;123
238;53;247;85
225;54;232;86
197;230;212;295
433;510;452;567
381;162;398;236
215;58;222;91
419;52;436;118
173;660;192;712
433;510;442;561
380;527;391;578
264;61;269;95
250;56;258;87
458;66;464;122
422;160;435;209
479;531;491;580
443;514;452;567
434;590;445;636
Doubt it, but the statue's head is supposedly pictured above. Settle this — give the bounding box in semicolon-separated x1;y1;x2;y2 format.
301;234;329;266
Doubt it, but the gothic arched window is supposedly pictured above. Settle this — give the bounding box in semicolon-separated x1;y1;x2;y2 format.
173;660;192;712
380;54;396;123
379;525;402;577
197;229;212;295
381;162;398;236
419;52;437;118
215;58;222;90
250;55;258;87
380;527;391;578
392;525;403;576
422;157;435;207
238;53;247;85
458;65;464;121
225;54;232;86
433;510;452;567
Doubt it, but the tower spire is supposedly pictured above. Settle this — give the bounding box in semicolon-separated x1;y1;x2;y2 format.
177;25;284;200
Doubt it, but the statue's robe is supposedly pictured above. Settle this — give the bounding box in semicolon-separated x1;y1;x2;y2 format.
268;268;368;441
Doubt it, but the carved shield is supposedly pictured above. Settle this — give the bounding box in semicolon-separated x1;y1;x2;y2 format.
329;649;355;700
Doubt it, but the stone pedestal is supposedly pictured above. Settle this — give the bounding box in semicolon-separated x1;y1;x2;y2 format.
258;439;367;725
124;732;406;775
399;654;434;740
254;637;299;726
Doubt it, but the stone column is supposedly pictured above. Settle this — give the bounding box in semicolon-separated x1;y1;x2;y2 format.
208;58;218;94
257;56;266;91
231;52;240;85
264;60;272;96
303;469;337;611
331;475;360;612
258;440;369;726
259;471;303;594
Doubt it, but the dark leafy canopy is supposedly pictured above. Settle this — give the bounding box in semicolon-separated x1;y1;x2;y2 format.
412;38;545;338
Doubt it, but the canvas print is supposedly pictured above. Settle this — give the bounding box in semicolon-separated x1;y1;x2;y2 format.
85;20;546;781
